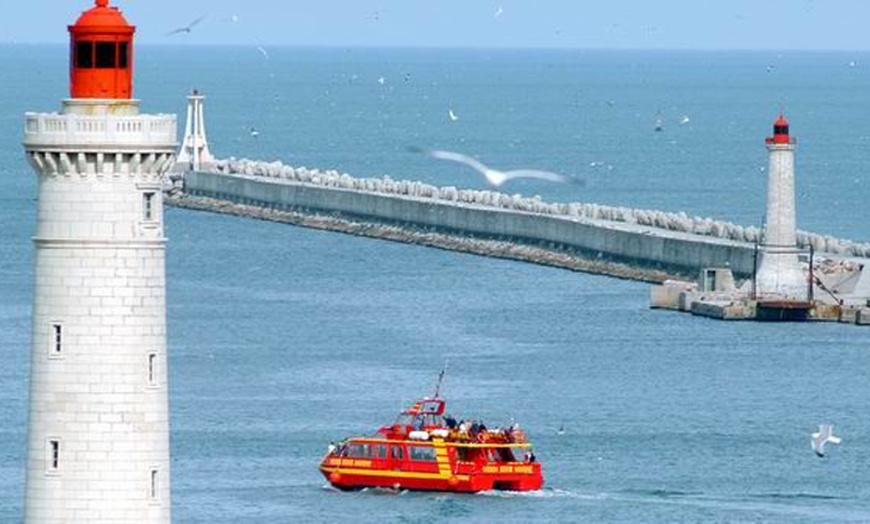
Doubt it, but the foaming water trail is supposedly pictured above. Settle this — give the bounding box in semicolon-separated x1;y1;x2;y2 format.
476;487;867;521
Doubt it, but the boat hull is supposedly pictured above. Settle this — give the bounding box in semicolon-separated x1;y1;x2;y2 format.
319;461;542;493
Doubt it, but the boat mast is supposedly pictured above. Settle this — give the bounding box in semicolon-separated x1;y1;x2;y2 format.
433;360;448;398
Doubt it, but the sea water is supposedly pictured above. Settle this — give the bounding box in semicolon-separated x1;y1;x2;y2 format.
1;45;869;522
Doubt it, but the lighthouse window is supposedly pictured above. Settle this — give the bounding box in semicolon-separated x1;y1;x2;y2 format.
76;41;94;68
119;42;129;69
96;42;117;69
51;323;63;354
48;439;60;472
143;192;156;221
148;353;157;385
150;469;159;501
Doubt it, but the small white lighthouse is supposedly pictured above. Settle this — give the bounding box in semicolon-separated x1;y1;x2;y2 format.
22;1;175;521
174;89;214;173
756;114;807;299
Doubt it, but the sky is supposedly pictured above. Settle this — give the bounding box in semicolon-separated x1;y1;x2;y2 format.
2;0;870;50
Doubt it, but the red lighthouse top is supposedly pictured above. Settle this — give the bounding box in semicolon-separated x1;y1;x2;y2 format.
766;114;792;145
68;0;136;100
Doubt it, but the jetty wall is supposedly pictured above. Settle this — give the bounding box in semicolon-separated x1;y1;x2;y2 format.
181;170;760;279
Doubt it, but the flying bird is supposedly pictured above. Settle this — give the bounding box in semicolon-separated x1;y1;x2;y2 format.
448;109;459;122
256;46;269;60
416;148;579;188
166;15;208;36
811;424;841;457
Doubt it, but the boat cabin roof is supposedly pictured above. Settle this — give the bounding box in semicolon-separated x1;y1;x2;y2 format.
404;398;445;416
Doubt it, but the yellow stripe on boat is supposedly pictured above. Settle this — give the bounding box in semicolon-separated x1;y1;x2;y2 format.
321;466;467;482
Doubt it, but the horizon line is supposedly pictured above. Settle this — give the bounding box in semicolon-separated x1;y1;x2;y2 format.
1;41;869;54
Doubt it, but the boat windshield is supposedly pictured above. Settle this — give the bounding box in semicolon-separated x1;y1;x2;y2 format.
394;414;415;426
394;413;444;428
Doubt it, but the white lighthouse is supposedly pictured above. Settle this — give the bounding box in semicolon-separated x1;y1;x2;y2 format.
22;1;175;521
755;114;807;299
174;89;214;173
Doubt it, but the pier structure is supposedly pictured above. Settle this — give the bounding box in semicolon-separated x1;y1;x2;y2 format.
650;116;870;323
22;1;176;521
164;91;869;322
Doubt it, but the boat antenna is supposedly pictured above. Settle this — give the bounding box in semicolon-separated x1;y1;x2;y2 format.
433;359;449;399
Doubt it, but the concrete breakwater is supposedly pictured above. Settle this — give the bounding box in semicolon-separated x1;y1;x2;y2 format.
166;193;675;283
198;158;870;259
169;158;870;282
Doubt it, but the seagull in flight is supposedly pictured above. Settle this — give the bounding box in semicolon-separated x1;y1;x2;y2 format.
448;109;459;122
416;148;579;188
811;424;841;457
166;15;208;36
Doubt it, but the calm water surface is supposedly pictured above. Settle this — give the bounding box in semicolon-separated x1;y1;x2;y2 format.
1;45;869;522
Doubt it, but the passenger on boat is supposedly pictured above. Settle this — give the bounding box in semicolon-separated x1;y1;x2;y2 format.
510;423;526;443
457;420;470;440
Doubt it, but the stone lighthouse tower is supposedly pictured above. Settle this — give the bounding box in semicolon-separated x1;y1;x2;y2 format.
756;114;807;299
22;1;175;521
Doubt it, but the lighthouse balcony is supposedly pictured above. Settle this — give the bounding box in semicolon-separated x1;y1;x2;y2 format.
764;136;797;147
23;112;176;151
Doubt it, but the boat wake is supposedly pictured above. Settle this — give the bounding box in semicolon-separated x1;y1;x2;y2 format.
476;487;607;501
475;486;864;520
749;492;842;501
360;487;410;496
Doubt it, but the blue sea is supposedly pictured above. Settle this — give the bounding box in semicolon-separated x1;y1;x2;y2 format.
1;45;870;522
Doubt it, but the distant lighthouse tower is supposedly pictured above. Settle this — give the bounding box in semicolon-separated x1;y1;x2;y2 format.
22;1;175;522
174;89;214;172
756;115;807;299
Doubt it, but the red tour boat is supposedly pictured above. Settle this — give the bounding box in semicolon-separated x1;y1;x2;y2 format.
319;376;543;493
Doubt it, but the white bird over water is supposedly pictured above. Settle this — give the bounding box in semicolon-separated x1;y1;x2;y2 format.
811;424;841;457
256;46;269;60
418;148;578;188
166;14;207;36
448;109;459;122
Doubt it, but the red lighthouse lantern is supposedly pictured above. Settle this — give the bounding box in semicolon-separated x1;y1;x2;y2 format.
68;0;135;100
766;114;792;145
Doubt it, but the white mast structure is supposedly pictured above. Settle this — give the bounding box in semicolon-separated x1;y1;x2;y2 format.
756;114;807;299
174;89;214;172
22;1;175;521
